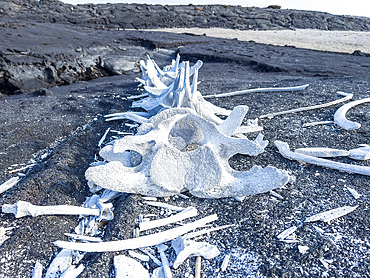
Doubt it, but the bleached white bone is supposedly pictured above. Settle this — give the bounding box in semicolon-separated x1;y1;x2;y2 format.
54;214;218;252
183;224;234;239
87;109;292;198
139;247;162;266
145;201;185;212
98;128;111;147
114;255;149;278
349;144;370;160
156;244;172;278
275;141;370;176
220;254;231;272
59;264;85;278
302;121;334;127
260;92;353;119
294;147;350;158
128;250;150;262
64;233;102;242
204;84;309;99
171;236;220;269
0;177;19;195
345;187;361;199
276;226;298;240
32;261;43;278
334;97;370;130
139;207;198;232
305;206;358;223
2;201;113;220
45;249;73;278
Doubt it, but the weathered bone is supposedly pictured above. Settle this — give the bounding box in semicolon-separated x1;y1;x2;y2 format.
32;261;43;278
2;200;113;220
276;226;298;240
114;255;149;278
87;109;292;198
139;207;198;232
45;249;74;278
128;250;150;262
260;92;353;119
0;177;20;195
156;244;172;278
204;84;309;99
171;236;220;269
59;264;85;278
305;205;358;223
334;97;370;130
54;214;218;252
275;140;370;176
183;224;234;240
349;145;370;160
294;147;350;158
144;201;185;212
220;254;231;272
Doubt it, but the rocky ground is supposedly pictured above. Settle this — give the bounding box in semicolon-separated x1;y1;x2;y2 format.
0;0;369;277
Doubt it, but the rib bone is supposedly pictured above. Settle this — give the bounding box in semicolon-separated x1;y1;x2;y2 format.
275;140;370;176
54;214;218;252
334;97;370;130
0;177;20;195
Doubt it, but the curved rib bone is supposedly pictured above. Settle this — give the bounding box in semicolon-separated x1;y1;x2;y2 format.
260;92;353;119
54;214;218;252
334;97;370;130
294;147;350;158
204;84;309;99
275;140;370;176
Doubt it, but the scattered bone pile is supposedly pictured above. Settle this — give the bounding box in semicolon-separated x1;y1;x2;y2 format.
1;55;369;277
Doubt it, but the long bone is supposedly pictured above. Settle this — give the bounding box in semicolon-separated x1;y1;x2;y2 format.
334;97;370;130
259;92;353;119
0;177;20;195
139;206;198;232
204;84;309;99
54;214;218;252
275;141;370;176
2;200;113;220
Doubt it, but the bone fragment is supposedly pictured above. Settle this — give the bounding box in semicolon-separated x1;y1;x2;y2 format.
59;264;85;278
54;214;218;252
305;205;358;223
139;207;198;232
294;147;350;158
260;92;353;119
139;247;162;266
275;140;370;176
171;236;220;269
98;128;111;147
349;145;370;160
128;250;150;262
269;191;283;200
157;244;172;278
127;93;149;100
277;226;298;240
204;84;309;99
334;97;370;130
194;256;201;278
145;201;185;212
2;201;113;220
183;224;234;239
220;254;231;272
64;233;102;242
8;163;36;174
298;246;309;254
0;177;19;195
114;255;149;278
345;187;361;199
32;261;43;278
302;121;334;127
45;249;73;278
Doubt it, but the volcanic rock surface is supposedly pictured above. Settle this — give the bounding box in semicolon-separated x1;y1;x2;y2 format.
0;1;369;277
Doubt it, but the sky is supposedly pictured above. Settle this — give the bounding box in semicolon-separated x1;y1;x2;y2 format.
60;0;370;18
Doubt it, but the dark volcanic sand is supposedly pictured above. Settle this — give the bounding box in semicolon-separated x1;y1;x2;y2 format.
0;1;369;277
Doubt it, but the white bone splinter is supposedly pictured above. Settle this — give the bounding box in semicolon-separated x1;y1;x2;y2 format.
54;214;218;252
260;92;353;119
275;141;370;176
294;147;350;158
0;177;20;195
334;97;370;130
305;205;358;223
